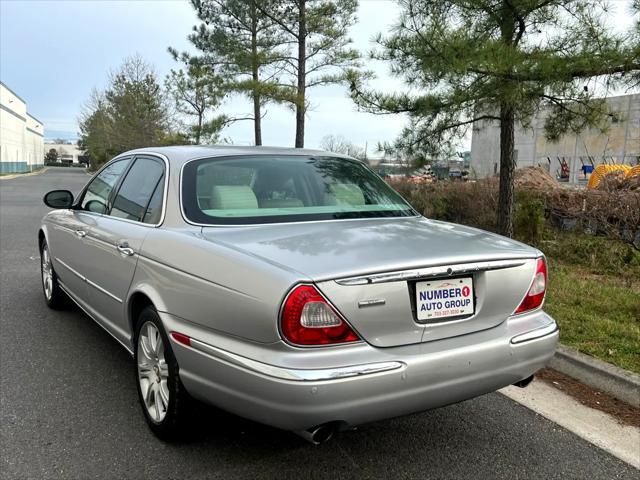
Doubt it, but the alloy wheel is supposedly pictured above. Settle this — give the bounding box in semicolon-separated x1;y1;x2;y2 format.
41;245;53;300
137;321;170;423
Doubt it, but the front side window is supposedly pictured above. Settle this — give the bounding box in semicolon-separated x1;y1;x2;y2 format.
182;155;416;225
110;157;165;223
81;158;130;213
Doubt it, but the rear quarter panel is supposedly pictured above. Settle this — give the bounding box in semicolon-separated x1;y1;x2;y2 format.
129;227;305;344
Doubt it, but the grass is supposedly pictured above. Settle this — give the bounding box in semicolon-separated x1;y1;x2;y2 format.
539;231;640;374
536;229;640;278
545;262;640;374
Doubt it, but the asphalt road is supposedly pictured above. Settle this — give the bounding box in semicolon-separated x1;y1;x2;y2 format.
0;167;637;480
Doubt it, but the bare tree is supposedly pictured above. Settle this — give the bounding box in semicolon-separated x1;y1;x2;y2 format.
319;134;364;159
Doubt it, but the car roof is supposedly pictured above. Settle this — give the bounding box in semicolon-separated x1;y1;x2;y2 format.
120;145;353;167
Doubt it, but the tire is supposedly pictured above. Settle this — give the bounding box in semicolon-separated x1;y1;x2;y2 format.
134;306;189;441
40;239;68;310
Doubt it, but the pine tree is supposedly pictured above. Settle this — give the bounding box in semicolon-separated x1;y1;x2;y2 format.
259;0;369;147
79;55;185;169
351;0;639;237
165;56;227;144
178;0;290;145
105;56;171;151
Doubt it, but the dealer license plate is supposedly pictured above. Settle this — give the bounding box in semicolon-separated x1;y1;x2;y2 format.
415;277;474;321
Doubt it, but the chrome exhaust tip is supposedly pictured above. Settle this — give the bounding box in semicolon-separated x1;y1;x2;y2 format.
295;423;336;445
513;375;534;388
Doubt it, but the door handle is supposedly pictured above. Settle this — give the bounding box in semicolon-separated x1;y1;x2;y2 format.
117;243;135;256
75;230;87;238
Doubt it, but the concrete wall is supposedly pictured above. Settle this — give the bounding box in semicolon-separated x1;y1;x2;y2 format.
1;82;44;173
470;93;640;185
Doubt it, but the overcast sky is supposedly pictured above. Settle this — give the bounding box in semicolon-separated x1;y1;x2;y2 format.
0;0;636;153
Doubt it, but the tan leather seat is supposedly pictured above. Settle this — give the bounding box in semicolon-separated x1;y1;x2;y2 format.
210;185;258;210
325;183;365;206
259;198;304;208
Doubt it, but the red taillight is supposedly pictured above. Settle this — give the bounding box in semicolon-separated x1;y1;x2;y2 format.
515;257;547;314
280;285;360;346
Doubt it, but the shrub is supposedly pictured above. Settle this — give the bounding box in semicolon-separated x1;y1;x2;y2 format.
544;189;640;249
44;162;71;167
392;181;498;231
392;179;640;251
514;191;545;244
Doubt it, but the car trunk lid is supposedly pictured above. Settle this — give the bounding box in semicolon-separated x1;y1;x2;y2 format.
200;217;540;347
200;217;537;280
317;258;537;347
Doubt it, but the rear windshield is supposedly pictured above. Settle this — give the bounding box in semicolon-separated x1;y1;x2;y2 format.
181;155;416;225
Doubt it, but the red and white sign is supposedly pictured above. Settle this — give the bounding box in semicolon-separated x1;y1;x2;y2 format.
415;277;474;321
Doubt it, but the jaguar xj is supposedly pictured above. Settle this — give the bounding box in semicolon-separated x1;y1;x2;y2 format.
39;146;558;443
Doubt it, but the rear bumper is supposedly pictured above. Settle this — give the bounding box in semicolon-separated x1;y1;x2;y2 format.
162;310;558;431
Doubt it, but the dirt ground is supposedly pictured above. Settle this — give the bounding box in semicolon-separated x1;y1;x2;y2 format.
537;368;640;428
513;166;560;190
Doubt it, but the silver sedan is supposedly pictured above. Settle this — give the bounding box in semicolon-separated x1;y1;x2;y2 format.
39;146;558;443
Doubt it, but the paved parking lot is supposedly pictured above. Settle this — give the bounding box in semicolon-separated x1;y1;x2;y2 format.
1;168;637;479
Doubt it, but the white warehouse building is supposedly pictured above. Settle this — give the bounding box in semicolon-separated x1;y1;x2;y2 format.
43;142;85;164
470;93;640;185
1;82;45;174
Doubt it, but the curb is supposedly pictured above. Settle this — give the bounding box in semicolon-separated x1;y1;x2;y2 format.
549;345;640;407
0;167;48;180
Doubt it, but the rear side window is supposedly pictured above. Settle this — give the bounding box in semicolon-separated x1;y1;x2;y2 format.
81;158;130;213
110;157;165;224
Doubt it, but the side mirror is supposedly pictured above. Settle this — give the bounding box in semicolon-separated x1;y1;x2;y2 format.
43;190;74;209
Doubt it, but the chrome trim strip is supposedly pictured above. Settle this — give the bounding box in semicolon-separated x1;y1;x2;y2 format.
336;259;528;285
55;257;85;281
56;256;123;303
358;298;386;308
58;281;134;356
187;337;404;381
86;278;123;304
510;322;558;344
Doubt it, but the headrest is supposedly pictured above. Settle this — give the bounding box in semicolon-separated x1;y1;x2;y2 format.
327;183;365;205
210;185;258;210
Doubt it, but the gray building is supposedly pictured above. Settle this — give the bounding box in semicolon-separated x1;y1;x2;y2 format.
470;93;640;185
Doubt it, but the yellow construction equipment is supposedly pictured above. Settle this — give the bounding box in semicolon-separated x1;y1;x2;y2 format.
587;164;632;189
626;165;640;179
